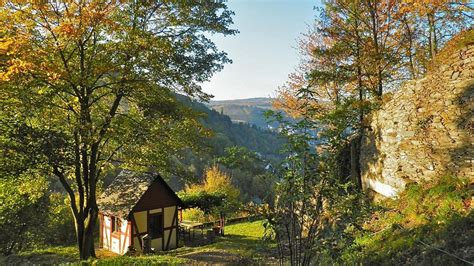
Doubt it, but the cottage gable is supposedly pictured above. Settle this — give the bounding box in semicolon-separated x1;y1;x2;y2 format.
133;178;183;212
98;170;181;218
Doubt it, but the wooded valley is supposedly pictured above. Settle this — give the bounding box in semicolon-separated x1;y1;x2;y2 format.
0;0;472;265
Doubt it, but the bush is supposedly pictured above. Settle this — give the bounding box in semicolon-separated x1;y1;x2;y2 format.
181;207;207;222
179;165;241;221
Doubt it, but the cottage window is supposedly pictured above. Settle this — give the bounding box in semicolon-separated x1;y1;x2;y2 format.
148;213;163;239
111;217;116;232
111;216;121;233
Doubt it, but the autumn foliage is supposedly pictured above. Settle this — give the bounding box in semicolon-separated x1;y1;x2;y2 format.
274;0;472;127
185;165;240;202
269;2;472;264
0;0;235;260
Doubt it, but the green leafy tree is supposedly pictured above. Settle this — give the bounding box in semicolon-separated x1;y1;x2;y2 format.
216;146;276;203
217;146;265;174
0;1;235;259
264;114;365;265
275;0;471;127
167;97;285;190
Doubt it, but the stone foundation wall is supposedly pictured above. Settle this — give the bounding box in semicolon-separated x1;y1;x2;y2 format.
360;43;474;197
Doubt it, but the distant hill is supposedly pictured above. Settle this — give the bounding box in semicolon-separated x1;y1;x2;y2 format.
210;97;274;109
208;98;278;129
178;96;284;159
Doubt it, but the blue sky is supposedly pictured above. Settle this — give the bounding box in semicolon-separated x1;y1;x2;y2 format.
201;0;320;100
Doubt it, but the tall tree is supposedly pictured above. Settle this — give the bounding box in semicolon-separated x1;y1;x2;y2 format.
275;0;471;127
271;1;472;263
0;0;235;259
397;1;472;72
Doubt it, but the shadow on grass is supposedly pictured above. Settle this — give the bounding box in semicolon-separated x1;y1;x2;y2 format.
179;250;249;264
181;234;277;264
214;234;274;252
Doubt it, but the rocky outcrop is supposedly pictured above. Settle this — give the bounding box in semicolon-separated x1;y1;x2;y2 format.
360;41;474;197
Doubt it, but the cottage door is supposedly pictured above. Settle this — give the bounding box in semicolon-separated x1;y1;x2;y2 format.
148;213;164;240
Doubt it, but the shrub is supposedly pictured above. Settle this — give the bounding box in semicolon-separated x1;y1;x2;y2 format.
179;165;241;221
181;207;207;222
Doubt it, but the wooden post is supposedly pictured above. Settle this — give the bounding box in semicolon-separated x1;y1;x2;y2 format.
99;213;103;248
161;208;164;251
175;206;178;248
128;221;133;248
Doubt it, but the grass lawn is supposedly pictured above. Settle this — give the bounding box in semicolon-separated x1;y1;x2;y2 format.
2;219;277;265
208;219;276;260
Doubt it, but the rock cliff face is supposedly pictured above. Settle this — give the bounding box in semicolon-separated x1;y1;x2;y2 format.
360;41;473;197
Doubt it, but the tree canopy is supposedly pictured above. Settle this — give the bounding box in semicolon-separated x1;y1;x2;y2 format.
274;0;472;146
0;0;236;259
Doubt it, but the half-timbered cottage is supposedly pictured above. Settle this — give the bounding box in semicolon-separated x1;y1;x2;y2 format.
97;170;183;255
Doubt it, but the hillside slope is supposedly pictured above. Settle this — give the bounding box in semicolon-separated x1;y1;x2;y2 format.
170;95;285;188
181;96;284;159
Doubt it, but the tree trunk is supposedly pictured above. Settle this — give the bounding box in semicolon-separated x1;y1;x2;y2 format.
75;204;98;260
368;0;383;96
75;217;84;258
403;16;417;79
82;214;97;259
427;12;437;59
354;13;364;125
